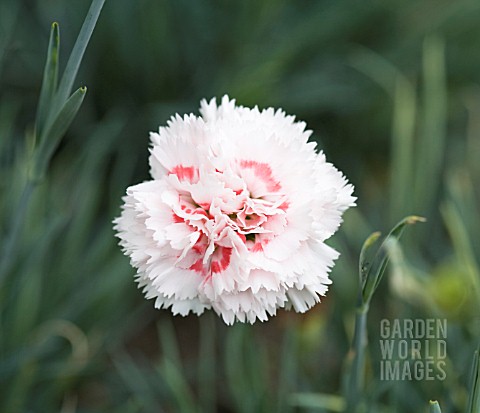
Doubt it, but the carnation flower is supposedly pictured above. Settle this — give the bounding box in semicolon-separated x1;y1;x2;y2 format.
114;96;355;324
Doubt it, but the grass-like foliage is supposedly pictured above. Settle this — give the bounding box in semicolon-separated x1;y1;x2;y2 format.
1;1;479;412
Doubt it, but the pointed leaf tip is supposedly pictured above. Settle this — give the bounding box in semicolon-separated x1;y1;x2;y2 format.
365;231;382;247
36;20;61;136
360;215;424;305
429;400;442;413
405;215;427;224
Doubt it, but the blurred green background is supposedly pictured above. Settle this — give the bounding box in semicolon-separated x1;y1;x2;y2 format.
1;0;480;412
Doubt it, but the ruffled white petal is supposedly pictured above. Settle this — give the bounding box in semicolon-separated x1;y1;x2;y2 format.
114;95;355;324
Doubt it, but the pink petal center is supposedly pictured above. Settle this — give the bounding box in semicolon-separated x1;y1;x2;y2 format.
170;165;199;183
168;160;288;276
239;160;281;192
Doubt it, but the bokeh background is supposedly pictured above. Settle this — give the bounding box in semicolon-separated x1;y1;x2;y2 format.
1;0;480;412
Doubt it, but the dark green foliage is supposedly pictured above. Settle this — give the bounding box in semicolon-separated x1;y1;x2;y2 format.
1;1;480;412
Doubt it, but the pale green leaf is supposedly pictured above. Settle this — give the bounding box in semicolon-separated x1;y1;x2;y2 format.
53;0;105;111
31;86;87;181
36;22;60;136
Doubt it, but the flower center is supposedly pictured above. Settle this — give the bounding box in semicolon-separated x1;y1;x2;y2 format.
168;160;288;277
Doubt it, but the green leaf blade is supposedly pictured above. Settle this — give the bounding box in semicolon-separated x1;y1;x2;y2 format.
361;215;425;304
36;22;60;137
53;0;105;111
31;86;87;181
466;349;480;413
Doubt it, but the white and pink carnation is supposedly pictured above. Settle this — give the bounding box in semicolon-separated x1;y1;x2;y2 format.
114;96;355;324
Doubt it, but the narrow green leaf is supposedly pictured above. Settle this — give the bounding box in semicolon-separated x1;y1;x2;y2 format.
36;22;60;136
157;318;182;370
362;216;425;304
371;217;425;293
359;231;381;290
225;326;255;413
349;215;426;413
53;0;105;111
30;86;87;181
349;46;399;96
156;319;198;411
158;358;197;413
466;349;480;413
390;74;416;222
429;400;442;413
157;320;196;413
413;35;447;216
345;307;368;413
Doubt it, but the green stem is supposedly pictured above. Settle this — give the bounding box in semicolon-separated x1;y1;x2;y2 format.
345;302;369;413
